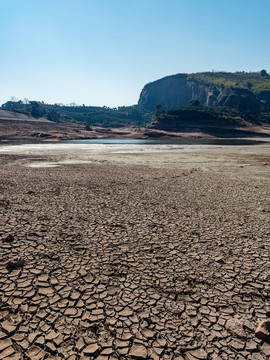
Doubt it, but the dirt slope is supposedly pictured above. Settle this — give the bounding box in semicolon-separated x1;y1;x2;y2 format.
0;109;51;123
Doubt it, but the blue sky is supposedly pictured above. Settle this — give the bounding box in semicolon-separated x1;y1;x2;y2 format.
0;0;270;107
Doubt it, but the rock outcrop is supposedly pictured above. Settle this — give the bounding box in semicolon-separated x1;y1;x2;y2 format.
138;73;270;113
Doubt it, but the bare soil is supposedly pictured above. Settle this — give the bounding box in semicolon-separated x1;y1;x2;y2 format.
0;143;269;359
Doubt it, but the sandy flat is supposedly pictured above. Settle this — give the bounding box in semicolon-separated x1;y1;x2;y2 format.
0;142;269;359
0;141;270;178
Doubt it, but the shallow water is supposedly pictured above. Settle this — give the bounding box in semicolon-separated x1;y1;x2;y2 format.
0;138;269;159
64;138;268;146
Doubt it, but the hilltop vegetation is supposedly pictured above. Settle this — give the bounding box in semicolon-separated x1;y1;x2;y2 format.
187;70;270;93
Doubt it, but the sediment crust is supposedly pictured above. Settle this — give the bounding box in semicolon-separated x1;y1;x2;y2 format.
0;144;269;359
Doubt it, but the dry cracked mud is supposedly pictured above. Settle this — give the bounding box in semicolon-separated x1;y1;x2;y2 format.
0;145;270;359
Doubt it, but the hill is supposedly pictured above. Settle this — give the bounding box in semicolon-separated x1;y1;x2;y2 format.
138;71;270;114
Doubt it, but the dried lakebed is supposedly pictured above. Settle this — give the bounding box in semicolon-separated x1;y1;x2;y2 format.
0;142;270;359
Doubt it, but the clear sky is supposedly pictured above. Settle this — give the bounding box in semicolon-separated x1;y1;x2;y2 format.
0;0;270;107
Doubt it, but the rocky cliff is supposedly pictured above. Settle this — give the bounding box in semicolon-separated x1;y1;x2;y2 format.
138;72;270;113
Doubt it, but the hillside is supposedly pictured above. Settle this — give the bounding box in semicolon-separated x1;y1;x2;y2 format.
1;101;145;128
147;106;270;138
138;71;270;114
0;109;51;123
0;108;145;141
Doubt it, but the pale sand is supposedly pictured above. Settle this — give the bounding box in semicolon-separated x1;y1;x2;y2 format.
0;141;269;178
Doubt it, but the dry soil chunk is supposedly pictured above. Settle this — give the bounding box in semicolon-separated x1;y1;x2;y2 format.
1;321;16;334
186;349;208;360
129;344;147;359
84;343;100;356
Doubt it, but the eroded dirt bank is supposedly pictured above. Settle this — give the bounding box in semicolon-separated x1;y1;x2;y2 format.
0;144;270;359
1;117;270;141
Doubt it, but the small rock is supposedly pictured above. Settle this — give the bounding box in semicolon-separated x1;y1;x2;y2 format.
255;319;270;341
226;318;246;338
2;233;14;243
6;258;24;272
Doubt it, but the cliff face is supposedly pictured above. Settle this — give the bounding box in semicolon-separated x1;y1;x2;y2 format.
138;74;192;110
138;73;270;113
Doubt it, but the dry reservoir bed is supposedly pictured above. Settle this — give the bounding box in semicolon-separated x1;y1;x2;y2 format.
0;143;270;360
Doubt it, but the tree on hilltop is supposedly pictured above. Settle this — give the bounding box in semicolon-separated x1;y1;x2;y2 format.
260;69;268;77
189;99;200;106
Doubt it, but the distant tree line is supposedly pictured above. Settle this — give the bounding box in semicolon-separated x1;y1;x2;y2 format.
1;99;147;127
159;105;270;125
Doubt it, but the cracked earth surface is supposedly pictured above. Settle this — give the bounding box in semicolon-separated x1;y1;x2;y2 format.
0;145;270;360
